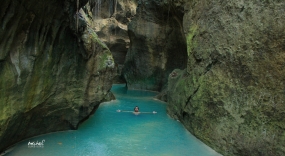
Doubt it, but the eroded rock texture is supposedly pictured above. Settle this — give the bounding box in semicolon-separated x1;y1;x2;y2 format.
0;0;115;152
168;1;285;155
122;0;187;91
84;0;137;83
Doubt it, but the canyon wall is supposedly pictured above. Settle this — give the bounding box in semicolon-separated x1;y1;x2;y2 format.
84;0;137;83
168;0;285;155
122;0;187;91
0;0;115;152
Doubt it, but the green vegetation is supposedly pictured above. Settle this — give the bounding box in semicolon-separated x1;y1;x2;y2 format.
186;25;198;56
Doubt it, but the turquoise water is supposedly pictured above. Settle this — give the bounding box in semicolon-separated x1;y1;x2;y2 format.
5;84;221;156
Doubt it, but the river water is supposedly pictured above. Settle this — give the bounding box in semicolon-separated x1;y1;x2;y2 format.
5;84;221;156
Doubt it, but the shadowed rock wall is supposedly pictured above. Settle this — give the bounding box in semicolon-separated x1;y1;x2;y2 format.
84;0;138;83
0;0;115;152
122;0;187;91
168;0;285;155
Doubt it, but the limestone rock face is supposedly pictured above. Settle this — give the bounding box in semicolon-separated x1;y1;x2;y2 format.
122;0;187;91
85;0;138;83
168;0;285;155
0;0;115;152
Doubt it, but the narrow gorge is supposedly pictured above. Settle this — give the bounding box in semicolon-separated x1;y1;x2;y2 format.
1;0;285;156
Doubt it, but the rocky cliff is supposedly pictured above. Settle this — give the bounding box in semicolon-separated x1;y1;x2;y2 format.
84;0;137;83
122;0;187;91
168;0;285;155
0;0;115;152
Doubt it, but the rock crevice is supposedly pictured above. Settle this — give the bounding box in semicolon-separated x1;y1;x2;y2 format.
168;0;285;155
122;0;187;91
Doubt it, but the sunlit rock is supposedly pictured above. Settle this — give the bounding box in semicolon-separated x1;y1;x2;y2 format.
167;0;285;155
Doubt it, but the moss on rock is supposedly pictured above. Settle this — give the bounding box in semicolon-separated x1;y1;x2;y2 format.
0;0;115;152
167;0;285;155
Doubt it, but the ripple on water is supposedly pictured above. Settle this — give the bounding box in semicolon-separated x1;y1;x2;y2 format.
5;84;221;156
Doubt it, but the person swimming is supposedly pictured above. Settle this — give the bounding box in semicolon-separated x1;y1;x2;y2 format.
116;106;157;114
134;106;139;112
